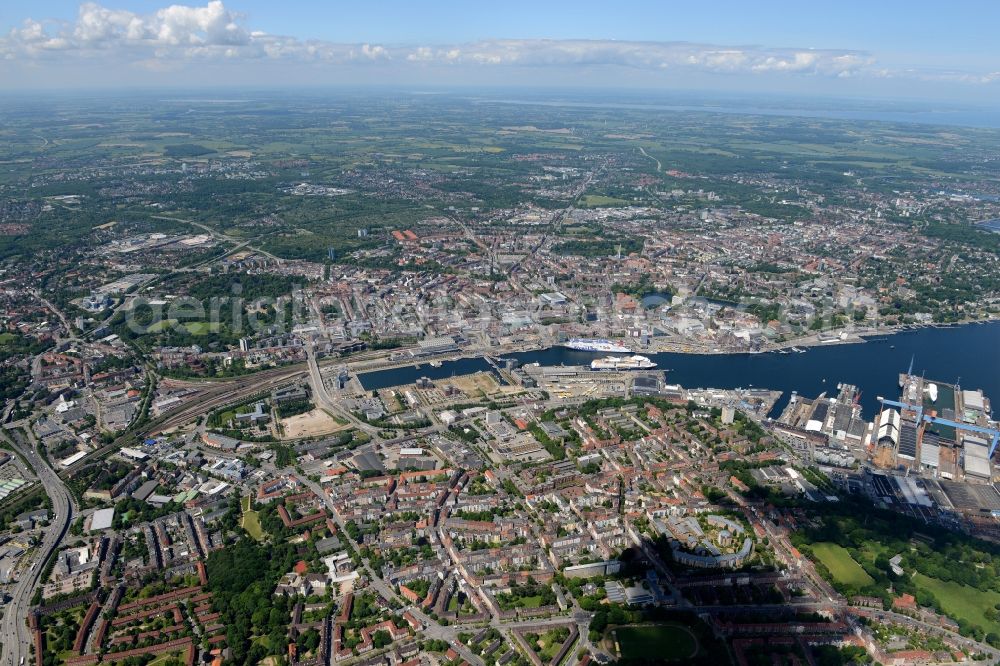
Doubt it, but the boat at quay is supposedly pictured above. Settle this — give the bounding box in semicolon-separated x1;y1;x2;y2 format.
561;338;632;353
590;355;658;371
359;322;1000;420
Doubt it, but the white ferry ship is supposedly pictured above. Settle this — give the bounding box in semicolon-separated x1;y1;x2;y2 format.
591;355;657;371
562;338;632;353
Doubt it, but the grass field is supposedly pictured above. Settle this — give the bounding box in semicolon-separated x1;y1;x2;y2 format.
581;194;628;207
144;318;177;333
515;595;544;609
0;332;16;345
183;321;219;335
241;495;264;541
914;573;1000;633
613;624;698;661
147;651;188;666
535;627;572;662
811;542;875;587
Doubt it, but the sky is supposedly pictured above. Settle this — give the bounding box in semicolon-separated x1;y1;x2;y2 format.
2;0;999;103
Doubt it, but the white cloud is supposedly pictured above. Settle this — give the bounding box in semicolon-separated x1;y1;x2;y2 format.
406;46;434;62
359;43;388;60
3;0;251;57
0;1;996;89
73;3;145;43
399;39;873;79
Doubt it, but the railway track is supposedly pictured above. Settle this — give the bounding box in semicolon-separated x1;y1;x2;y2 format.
150;368;307;434
58;341;489;476
60;363;311;476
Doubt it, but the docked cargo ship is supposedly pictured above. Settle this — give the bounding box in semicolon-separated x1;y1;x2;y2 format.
562;338;632;353
590;355;657;370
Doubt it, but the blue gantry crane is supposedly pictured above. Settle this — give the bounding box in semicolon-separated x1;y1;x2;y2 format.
876;396;1000;457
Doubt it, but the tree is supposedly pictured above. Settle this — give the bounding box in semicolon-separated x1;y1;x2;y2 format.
372;629;392;649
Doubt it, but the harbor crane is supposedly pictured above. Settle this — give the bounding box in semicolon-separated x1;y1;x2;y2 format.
876;396;1000;457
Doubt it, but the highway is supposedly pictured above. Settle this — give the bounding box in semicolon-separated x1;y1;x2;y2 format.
61;337;473;475
149;214;283;263
304;339;380;438
0;420;75;665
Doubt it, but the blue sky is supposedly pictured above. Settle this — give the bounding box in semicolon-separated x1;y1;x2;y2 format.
4;0;996;52
1;0;999;101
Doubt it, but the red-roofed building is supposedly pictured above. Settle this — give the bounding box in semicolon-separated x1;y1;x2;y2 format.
885;649;932;665
399;585;421;604
402;611;422;631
